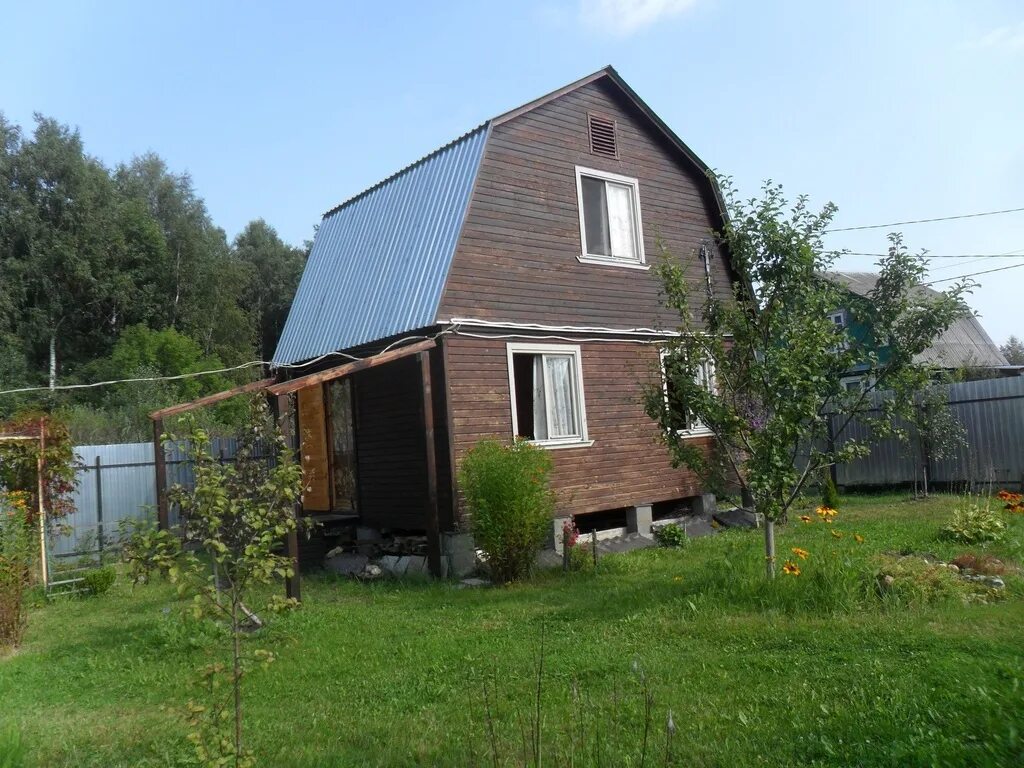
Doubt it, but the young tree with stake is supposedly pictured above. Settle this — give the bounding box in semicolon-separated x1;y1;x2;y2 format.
157;397;303;766
646;181;970;578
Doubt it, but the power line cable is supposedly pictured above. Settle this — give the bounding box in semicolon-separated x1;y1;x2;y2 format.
927;248;1024;274
825;205;1024;233
841;250;1024;258
924;261;1024;286
0;331;449;397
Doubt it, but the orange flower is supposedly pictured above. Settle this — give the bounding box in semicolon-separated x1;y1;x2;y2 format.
799;515;813;523
830;529;843;539
854;534;864;544
782;561;801;576
791;547;809;560
816;506;838;522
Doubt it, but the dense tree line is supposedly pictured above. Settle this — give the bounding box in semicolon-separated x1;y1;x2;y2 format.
0;114;307;440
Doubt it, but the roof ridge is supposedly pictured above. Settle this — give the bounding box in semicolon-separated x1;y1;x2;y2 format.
322;122;490;218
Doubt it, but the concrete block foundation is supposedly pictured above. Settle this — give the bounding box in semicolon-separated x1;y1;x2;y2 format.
626;503;653;535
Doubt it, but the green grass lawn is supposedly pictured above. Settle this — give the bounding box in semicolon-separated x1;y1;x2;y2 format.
3;493;1024;767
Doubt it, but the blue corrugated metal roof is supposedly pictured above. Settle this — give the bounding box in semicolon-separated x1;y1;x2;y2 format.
272;124;489;366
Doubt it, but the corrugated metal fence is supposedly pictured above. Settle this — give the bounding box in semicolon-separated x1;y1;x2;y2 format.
53;438;258;559
833;376;1024;489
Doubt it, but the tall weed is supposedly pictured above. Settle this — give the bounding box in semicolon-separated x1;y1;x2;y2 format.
0;491;34;649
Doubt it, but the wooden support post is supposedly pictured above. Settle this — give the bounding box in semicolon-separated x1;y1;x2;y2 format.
275;393;302;602
37;420;48;589
421;351;442;578
95;455;104;553
152;417;169;531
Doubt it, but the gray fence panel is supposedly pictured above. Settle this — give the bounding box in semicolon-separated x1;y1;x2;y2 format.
57;437;272;558
931;378;1024;487
834;377;1024;489
57;442;156;557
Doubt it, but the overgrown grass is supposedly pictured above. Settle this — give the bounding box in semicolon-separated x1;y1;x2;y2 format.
1;493;1023;766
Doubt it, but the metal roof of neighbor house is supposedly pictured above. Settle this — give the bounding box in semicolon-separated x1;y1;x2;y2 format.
827;271;1009;369
271;125;489;366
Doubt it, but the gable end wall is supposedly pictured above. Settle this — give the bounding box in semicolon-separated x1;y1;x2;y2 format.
437;78;732;327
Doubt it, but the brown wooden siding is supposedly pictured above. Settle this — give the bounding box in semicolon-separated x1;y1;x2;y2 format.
445;335;709;518
438;79;732;328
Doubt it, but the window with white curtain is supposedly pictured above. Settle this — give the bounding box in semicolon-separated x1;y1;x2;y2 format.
575;166;645;266
661;349;715;436
506;343;591;447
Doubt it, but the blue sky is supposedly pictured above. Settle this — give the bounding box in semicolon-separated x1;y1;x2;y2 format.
2;0;1022;344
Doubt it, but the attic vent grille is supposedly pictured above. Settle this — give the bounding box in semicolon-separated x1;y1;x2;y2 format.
588;114;618;158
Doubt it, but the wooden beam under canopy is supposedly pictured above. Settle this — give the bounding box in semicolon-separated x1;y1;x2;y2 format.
267;339;437;396
275;393;302;603
153;417;169;530
419;351;442;578
149;377;276;420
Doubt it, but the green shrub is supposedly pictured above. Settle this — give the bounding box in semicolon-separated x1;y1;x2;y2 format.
458;439;555;583
82;565;116;596
874;555;975;607
0;492;34;649
653;523;687;548
940;500;1006;544
821;472;839;510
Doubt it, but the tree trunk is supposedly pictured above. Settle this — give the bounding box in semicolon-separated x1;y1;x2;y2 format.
49;334;56;390
763;518;776;579
923;464;929;498
231;598;243;767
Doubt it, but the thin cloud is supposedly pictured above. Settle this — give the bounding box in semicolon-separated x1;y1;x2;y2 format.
962;22;1024;52
579;0;700;36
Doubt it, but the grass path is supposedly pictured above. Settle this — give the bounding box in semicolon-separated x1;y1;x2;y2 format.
2;493;1023;766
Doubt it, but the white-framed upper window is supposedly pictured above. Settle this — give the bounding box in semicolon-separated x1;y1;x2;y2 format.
828;310;850;350
575;166;646;268
506;343;592;448
660;349;715;436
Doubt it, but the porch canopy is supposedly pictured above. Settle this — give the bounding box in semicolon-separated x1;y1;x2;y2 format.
147;338;443;598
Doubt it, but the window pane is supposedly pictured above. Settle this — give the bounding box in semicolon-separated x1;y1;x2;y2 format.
581;176;610;256
533;355;548;440
512;353;537;439
663;353;714;433
544;355;577;437
605;182;637;260
664;367;691;432
329;379;357;511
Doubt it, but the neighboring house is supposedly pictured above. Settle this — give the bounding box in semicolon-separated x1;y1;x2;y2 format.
270;67;736;574
824;271;1011;391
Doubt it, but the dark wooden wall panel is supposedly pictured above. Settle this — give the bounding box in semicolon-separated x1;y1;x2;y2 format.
353;355;429;530
438;79;732;328
445;335;709;518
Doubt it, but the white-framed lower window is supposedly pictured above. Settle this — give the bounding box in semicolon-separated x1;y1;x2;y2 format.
841;374;875;393
506;343;591;448
660;349;715;436
574;166;647;268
